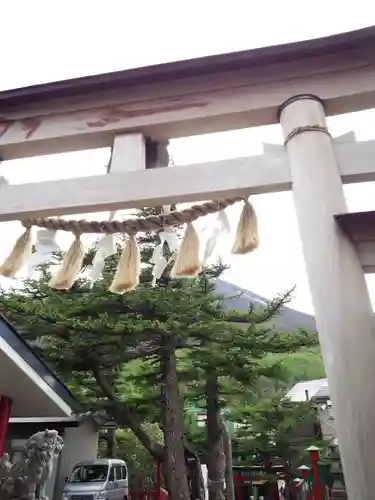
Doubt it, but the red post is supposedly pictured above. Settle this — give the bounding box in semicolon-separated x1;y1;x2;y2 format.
307;446;321;500
298;466;312;500
155;461;161;500
235;474;242;500
0;396;11;456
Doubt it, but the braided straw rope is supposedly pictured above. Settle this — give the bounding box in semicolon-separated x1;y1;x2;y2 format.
284;124;332;145
22;197;245;235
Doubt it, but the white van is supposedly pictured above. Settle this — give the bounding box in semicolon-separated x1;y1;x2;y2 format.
62;458;129;500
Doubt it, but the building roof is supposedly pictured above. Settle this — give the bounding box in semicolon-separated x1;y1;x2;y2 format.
0;26;374;109
216;279;317;332
285;379;329;402
0;314;80;417
312;385;330;402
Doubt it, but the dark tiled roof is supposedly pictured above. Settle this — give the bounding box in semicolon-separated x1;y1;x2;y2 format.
0;26;373;107
216;279;316;332
0;314;80;412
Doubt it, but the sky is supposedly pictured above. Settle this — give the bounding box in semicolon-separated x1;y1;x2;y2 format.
1;1;375;315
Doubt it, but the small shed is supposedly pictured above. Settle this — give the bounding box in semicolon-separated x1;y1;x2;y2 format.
0;315;101;500
286;379;335;442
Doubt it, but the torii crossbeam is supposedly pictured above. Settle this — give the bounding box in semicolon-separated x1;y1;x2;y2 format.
2;25;375;500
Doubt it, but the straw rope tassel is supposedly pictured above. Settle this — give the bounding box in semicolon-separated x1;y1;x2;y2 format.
231;198;259;254
49;235;85;290
109;235;140;294
171;222;201;277
0;227;32;277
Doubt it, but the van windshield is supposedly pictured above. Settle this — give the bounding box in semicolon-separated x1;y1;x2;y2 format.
69;465;109;483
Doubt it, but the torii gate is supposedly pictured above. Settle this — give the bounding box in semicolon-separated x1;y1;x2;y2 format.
1;24;375;499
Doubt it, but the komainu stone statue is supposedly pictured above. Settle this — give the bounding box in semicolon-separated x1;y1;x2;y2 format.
0;454;11;478
0;429;64;500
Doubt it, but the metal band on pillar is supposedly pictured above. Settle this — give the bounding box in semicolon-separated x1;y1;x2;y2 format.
279;95;332;146
278;94;325;118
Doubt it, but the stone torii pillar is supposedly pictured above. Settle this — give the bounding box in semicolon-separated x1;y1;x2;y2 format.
279;94;375;500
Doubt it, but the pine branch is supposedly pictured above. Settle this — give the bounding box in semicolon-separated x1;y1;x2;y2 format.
91;357;164;460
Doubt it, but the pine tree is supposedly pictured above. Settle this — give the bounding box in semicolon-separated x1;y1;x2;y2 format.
0;207;318;500
121;280;318;500
183;290;318;500
0;206;196;500
229;394;321;498
0;210;241;500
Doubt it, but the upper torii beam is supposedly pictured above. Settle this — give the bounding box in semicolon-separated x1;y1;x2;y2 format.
0;25;375;162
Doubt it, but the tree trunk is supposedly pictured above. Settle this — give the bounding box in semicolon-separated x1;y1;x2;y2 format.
160;334;190;500
263;457;279;500
220;418;234;500
206;376;225;500
184;441;206;500
93;361;203;500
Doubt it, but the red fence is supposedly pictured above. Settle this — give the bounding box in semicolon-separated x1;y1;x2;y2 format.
130;490;158;500
130;488;168;500
130;462;168;500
